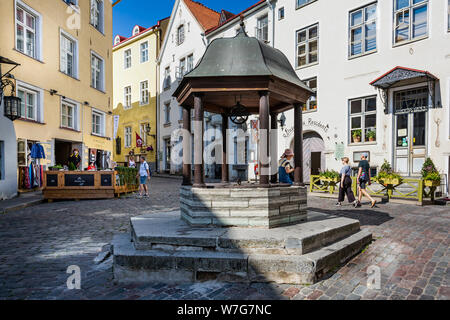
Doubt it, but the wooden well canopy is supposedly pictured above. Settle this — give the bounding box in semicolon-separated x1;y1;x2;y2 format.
173;22;314;188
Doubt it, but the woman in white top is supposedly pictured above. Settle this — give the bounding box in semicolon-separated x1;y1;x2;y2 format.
128;155;136;168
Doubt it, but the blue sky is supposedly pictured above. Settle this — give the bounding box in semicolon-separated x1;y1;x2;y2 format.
113;0;258;37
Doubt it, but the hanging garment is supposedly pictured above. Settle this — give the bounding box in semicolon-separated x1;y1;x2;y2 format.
24;167;31;189
30;143;46;159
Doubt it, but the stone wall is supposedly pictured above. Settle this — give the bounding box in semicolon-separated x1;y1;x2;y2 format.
180;186;307;228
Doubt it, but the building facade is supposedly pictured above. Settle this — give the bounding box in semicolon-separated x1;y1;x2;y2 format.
204;0;450;194
157;0;221;176
0;0;114;192
112;19;168;171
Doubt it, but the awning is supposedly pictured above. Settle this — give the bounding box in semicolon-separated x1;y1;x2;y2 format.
0;56;20;66
370;66;438;89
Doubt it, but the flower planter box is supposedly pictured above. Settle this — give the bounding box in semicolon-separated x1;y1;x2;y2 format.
377;178;400;185
319;177;339;183
424;180;440;187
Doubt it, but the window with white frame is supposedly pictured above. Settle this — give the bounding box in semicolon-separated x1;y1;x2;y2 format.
124;86;131;109
91;52;104;91
140;42;148;63
60;32;77;77
349;3;377;57
256;15;269;42
394;0;428;44
349;96;377;144
90;0;103;33
61;100;77;130
296;0;317;9
17;86;39;121
139;123;148;146
187;54;194;73
163;67;171;90
124;126;132;147
302;77;317;112
92;110;104;136
164;103;171;124
140;80;149;105
16;2;40;59
177;25;185;45
178;58;186;79
296;24;318;67
278;7;285;20
124;49;131;69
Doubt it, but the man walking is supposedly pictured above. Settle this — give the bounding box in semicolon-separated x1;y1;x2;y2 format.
356;153;376;208
137;156;150;197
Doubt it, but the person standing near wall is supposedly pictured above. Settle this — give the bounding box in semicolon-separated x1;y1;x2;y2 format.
137;156;150;197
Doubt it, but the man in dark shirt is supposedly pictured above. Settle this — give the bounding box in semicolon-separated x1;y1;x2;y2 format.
356;153;376;208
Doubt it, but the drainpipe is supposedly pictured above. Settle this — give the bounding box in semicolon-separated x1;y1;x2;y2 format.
156;28;161;173
267;0;276;48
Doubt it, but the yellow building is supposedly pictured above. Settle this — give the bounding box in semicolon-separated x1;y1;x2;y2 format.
112;19;168;170
0;0;113;191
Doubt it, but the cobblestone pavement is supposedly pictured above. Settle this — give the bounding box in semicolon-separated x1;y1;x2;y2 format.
0;177;448;300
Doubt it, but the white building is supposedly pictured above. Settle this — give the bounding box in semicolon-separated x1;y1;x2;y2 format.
204;0;450;195
157;0;222;176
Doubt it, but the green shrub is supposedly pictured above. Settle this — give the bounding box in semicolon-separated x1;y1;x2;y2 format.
352;129;362;137
319;169;340;180
376;160;402;183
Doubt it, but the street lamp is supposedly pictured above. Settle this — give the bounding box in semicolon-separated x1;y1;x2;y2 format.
0;56;21;121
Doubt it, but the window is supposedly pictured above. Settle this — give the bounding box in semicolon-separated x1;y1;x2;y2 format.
140;42;148;63
296;0;316;9
17;86;38;121
124;126;132;148
187;54;194;73
256;15;269;43
164;103;171;124
139;123;148;146
91;52;104;91
448;0;450;31
394;0;428;44
16;2;40;59
92;110;104;136
61;100;77;130
124;49;131;69
296;24;318;67
178;58;186;79
349;3;377;57
278;7;285;20
140;80;149;105
124;86;131;109
349;96;377;144
163;67;171;90
60;31;77;77
0;141;4;181
177;25;185;45
302;77;317;112
90;0;104;33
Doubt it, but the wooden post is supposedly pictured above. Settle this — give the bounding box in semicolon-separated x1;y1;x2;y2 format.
259;91;270;187
182;106;192;186
221;113;229;184
270;112;278;184
193;94;205;187
293;103;304;186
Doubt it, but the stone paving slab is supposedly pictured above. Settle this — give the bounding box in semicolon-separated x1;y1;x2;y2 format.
0;177;448;300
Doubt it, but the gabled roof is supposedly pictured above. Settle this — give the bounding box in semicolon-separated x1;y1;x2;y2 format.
219;10;235;24
183;0;220;31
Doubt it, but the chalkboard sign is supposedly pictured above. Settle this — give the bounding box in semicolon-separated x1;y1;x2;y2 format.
101;174;112;187
46;174;58;187
64;174;95;187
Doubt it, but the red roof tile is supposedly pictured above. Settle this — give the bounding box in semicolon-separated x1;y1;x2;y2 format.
183;0;220;31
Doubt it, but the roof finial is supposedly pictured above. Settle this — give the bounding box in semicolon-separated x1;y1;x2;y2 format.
237;13;247;37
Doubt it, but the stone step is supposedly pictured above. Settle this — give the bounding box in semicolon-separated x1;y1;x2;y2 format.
112;229;372;285
131;211;361;255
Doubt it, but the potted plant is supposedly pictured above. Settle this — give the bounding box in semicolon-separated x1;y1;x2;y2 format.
366;130;376;142
352;129;362;143
375;160;402;186
421;158;441;187
49;165;63;171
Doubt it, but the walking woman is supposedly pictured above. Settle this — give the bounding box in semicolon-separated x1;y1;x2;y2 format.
336;157;357;207
356;153;376;208
279;149;295;185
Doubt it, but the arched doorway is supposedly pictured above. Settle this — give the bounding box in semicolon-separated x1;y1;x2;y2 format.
290;131;325;183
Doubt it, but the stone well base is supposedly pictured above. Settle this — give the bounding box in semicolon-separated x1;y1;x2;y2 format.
180;185;307;228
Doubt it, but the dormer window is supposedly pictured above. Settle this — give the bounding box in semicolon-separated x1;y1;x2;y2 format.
133;26;140;36
177;25;185;46
114;35;121;45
